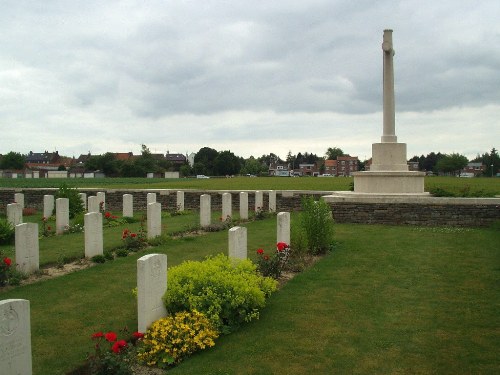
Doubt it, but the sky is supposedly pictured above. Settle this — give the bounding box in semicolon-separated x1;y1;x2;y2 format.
1;0;499;161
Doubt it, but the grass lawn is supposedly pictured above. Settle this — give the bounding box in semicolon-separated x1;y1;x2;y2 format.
1;176;499;195
1;215;498;374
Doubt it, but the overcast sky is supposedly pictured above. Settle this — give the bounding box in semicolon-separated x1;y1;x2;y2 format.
1;0;499;161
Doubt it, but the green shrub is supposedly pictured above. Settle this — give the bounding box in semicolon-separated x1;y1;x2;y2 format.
300;196;334;255
163;254;277;333
116;249;129;257
0;218;15;245
289;222;309;272
91;255;106;264
54;183;84;219
137;310;218;368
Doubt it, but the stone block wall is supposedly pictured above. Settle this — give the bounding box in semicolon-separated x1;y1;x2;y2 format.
1;188;498;227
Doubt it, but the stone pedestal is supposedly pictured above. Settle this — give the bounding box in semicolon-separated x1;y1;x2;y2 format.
353;171;425;194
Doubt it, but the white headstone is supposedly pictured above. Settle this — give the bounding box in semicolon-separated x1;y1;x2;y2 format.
176;191;184;212
55;198;69;235
6;203;22;226
239;192;248;220
43;195;54;219
268;190;276;212
277;212;291;245
147;202;161;239
255;191;263;212
79;193;87;211
0;299;33;375
222;193;232;221
84;213;103;258
14;193;24;209
137;254;168;333
200;194;211;227
147;192;156;205
15;223;39;274
228;226;247;259
96;191;105;211
88;196;99;213
123;194;133;218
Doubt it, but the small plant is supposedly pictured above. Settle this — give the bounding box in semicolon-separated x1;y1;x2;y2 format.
91;255;106;264
54;183;84;219
104;212;127;227
256;242;291;279
63;223;84;234
116;248;129;258
137;310;219;368
88;329;144;375
0;218;15;245
0;255;13;287
163;254;277;333
104;250;115;261
300;196;334;255
41;216;55;237
121;229;147;251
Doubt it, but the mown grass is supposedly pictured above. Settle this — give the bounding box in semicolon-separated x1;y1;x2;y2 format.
1;176;499;196
1;216;498;375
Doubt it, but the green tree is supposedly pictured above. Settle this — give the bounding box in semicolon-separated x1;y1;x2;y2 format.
0;152;25;170
214;151;241;176
194;147;219;176
241;157;266;175
325;147;345;160
435;153;468;176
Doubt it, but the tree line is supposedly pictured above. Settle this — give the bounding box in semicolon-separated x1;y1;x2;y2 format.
0;146;498;177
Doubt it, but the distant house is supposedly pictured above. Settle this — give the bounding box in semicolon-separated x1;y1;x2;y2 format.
462;162;485;177
269;163;291;177
299;163;319;176
322;156;359;176
165;152;187;165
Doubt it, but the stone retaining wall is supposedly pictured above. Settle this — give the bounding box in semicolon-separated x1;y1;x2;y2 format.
1;188;499;227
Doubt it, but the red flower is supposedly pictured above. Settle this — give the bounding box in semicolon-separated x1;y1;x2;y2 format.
104;331;117;342
256;248;264;255
111;215;118;219
277;242;288;252
130;233;137;238
91;331;104;339
263;255;270;261
105;212;111;218
132;331;144;339
111;340;127;353
47;226;52;231
3;257;12;267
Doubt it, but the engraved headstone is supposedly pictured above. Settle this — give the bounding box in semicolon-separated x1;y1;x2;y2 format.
277;212;291;245
222;193;232;221
43;195;54;218
200;194;211;227
15;223;39;274
14;193;24;209
268;190;276;212
55;198;69;235
137;254;168;333
147;202;161;239
228;226;247;259
0;299;33;375
123;194;133;218
176;191;184;212
96;191;105;211
6;203;22;226
147;193;156;205
239;192;248;220
88;196;100;213
255;191;263;212
84;213;103;258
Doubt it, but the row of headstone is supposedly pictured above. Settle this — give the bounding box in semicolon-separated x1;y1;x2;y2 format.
9;190;272;225
136;211;291;333
200;191;276;228
2;209;291;373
